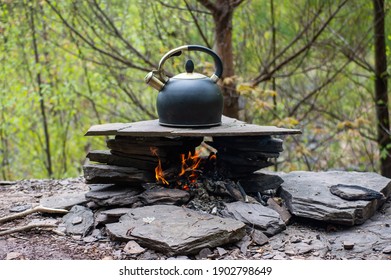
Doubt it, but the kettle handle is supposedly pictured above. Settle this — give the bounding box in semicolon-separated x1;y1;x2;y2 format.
158;45;223;83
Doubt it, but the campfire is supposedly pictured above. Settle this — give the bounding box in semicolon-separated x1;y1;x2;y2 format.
151;144;219;190
79;117;301;255
83;116;300;213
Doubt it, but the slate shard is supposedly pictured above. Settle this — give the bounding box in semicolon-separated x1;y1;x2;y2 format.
330;184;385;201
62;205;94;237
221;201;286;236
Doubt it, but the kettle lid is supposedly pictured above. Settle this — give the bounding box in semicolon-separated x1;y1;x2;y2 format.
172;59;207;80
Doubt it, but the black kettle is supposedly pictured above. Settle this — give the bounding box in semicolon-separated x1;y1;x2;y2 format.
145;45;224;127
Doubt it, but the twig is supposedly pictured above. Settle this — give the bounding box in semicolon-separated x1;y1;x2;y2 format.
0;223;57;237
0;205;68;225
42;227;66;236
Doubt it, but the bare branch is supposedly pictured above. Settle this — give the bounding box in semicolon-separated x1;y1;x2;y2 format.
157;0;211;14
184;0;212;48
0;223;57;237
289;58;351;116
196;0;218;13
326;25;374;72
252;0;348;86
45;0;150;72
232;0;246;8
91;0;156;68
0;205;68;225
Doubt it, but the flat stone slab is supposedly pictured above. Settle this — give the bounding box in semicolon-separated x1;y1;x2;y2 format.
85;116;301;137
279;171;391;225
85;184;144;207
106;205;246;255
221;201;286;236
40;193;89;210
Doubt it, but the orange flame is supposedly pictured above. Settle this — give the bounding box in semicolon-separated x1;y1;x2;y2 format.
179;151;202;181
150;147;169;185
151;146;216;189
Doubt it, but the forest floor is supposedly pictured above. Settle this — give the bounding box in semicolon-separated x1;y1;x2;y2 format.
0;177;390;260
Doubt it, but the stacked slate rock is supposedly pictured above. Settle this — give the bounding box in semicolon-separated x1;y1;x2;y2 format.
83;134;285;209
84;136;203;185
206;136;283;178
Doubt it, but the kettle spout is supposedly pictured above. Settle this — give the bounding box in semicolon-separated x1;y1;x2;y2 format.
145;71;165;91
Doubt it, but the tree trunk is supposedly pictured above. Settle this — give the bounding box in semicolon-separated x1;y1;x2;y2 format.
213;2;238;118
213;3;239;119
373;0;391;178
198;0;242;119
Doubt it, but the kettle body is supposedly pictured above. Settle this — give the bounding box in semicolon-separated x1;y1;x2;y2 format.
145;45;224;127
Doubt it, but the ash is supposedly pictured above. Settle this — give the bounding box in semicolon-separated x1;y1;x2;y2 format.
185;179;245;215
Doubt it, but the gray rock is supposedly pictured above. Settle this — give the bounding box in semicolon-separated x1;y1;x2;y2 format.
83;163;154;184
221;201;286;236
196;248;213;259
85;184;144;207
251;229;269;246
106;205;246;255
330;184;385;201
279;171;391;225
40;193;89;210
382;245;391;254
62;205;94;236
266;198;292;224
9;204;32;212
139;188;190;206
290;236;302;243
217;247;228;256
237;235;252;254
343;241;355;250
123;240;145;255
238;173;283;193
6;252;23;260
328;230;379;254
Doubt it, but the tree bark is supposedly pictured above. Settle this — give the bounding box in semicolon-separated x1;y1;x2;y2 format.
373;0;391;178
197;0;243;119
213;1;237;118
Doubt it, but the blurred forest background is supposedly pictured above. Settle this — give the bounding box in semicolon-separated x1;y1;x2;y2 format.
0;0;390;180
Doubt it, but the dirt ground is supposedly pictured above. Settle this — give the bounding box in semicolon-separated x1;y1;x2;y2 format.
1;177;390;260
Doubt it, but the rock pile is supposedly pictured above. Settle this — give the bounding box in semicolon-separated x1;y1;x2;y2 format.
74;118;297;255
39;170;391;257
44;118;390;257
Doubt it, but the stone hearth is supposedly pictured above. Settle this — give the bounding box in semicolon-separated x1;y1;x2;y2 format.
41;117;391;256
